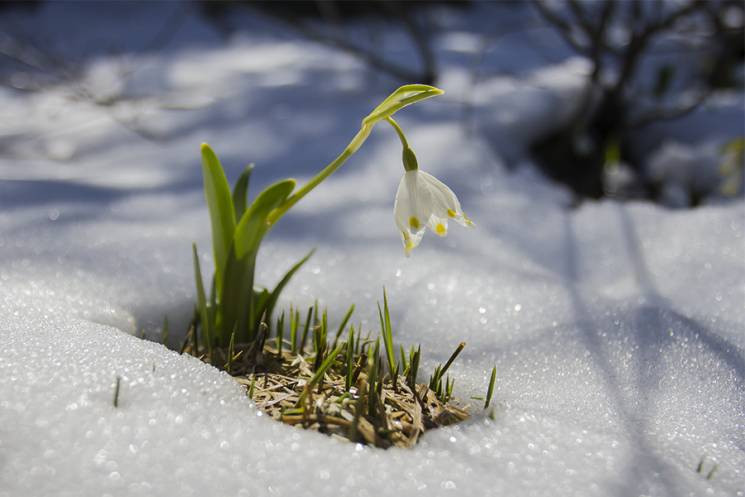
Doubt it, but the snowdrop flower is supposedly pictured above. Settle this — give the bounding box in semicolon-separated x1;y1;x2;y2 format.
394;168;474;256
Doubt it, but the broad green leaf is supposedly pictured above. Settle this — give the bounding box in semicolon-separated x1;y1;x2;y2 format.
219;179;295;343
217;246;256;344
234;179;295;259
232;164;254;220
200;143;236;294
362;84;444;126
254;249;314;333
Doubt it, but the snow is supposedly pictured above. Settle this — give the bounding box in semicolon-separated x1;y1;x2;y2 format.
1;2;744;496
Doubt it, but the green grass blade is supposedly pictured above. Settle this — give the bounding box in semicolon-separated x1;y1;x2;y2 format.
345;327;355;391
251;288;270;330
399;345;408;376
440;341;465;377
255;249;314;333
379;290;397;378
226;328;236;373
300;305;313;354
484;366;497;409
407;345;420;390
200;144;236;293
276;311;285;357
192;243;211;354
160;315;170;346
332;304;355;349
290;306;298;354
248;376;256;400
113;376;121;408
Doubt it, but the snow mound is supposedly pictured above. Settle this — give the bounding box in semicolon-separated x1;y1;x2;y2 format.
2;199;743;497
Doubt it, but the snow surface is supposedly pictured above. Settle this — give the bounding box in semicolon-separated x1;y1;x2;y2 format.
1;3;744;496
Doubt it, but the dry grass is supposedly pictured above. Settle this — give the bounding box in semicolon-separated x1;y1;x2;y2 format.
183;336;469;449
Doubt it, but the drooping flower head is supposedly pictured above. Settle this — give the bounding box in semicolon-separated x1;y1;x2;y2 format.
394;168;474;256
386;116;473;256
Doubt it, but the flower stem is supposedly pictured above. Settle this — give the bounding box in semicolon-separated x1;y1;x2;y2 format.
267;124;373;226
385;117;409;149
387;117;418;171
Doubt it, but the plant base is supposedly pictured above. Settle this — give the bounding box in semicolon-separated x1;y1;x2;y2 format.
186;341;469;449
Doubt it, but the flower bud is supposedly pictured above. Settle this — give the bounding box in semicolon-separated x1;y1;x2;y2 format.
402;147;419;172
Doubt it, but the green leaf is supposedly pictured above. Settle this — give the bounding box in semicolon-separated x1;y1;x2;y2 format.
217;179;295;342
362;84;444;126
234;179;296;259
484;366;497;409
218;247;257;344
232;164;254;221
332;303;355;349
379;289;397;378
192;243;212;354
254;249;314;334
200;143;236;294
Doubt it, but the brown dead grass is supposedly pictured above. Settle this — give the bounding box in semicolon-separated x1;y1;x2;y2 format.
188;340;469;449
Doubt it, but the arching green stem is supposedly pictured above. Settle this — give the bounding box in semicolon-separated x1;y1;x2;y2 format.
267;124;373;226
385;116;409;149
266;85;443;227
387;116;418;171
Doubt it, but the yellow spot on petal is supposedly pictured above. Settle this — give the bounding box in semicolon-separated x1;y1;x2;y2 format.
402;231;415;256
409;216;421;229
435;223;447;236
447;209;457;218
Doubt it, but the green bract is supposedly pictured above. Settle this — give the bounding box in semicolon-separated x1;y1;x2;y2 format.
193;84;444;350
362;84;444;126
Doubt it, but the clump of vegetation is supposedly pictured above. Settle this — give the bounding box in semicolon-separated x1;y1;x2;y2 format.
182;85;493;448
182;291;476;448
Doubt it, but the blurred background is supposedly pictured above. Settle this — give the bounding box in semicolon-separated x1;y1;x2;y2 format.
1;0;742;212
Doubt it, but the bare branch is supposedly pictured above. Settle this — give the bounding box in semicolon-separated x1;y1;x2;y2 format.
630;87;712;128
531;0;590;55
567;0;595;39
646;0;704;34
614;0;705;93
383;1;437;84
263;10;433;84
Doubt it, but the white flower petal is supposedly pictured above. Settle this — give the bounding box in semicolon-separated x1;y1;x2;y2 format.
420;171;461;213
400;227;424;256
427;214;448;237
393;174;410;231
421;172;474;227
404;170;432;228
393;169;472;255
